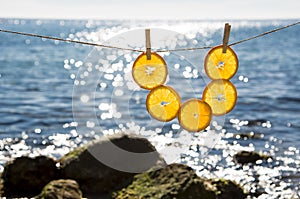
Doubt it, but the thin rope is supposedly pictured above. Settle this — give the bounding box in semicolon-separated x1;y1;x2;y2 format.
0;29;144;52
228;21;300;47
156;46;212;52
0;21;299;52
159;21;300;52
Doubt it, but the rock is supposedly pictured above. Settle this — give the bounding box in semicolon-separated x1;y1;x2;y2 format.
234;132;264;139
59;133;165;197
207;179;246;199
36;179;82;199
233;151;272;164
1;156;58;197
0;179;3;196
112;163;246;199
246;119;268;126
112;163;214;199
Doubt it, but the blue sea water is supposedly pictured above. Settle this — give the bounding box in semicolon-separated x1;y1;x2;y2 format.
0;18;299;198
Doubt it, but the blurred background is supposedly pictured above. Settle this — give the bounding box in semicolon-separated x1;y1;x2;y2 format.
0;0;299;198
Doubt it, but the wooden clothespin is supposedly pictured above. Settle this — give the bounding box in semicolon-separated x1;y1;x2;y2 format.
222;23;231;53
145;29;151;60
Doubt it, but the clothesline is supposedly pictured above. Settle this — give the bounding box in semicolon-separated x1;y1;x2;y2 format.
0;21;299;52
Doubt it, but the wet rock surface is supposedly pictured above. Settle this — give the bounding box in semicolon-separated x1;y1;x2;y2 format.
113;163;246;199
0;134;252;198
36;179;82;199
59;133;165;197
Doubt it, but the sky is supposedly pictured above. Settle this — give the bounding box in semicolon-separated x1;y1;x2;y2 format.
0;0;299;20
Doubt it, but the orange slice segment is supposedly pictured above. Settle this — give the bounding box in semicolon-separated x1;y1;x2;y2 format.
202;79;237;116
178;99;212;132
204;45;238;80
146;85;181;122
132;52;168;90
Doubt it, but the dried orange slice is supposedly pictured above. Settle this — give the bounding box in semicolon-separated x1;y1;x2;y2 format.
178;99;212;132
204;45;238;80
202;79;237;116
132;52;168;90
146;85;181;122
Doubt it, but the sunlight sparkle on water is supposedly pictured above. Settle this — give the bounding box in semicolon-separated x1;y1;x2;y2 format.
34;129;41;134
1;20;297;198
238;75;249;83
80;95;90;103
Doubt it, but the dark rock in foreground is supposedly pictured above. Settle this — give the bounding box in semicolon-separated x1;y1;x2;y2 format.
59;133;165;197
36;179;82;199
0;134;249;198
233;151;272;164
112;163;246;199
1;156;58;197
207;178;246;199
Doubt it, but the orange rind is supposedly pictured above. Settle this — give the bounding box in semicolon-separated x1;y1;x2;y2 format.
146;85;181;122
204;45;238;80
132;52;168;90
202;79;237;116
178;99;212;132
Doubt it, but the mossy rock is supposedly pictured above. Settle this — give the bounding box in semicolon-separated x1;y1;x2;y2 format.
59;133;165;197
59;144;88;165
233;151;272;164
112;163;246;199
208;179;246;199
36;179;82;199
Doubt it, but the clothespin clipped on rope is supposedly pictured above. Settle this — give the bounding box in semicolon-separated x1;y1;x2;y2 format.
145;29;151;60
222;23;231;53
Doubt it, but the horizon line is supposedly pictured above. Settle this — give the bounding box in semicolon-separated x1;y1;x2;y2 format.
1;16;299;21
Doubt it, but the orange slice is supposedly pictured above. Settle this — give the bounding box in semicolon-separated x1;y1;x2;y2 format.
202;79;237;116
146;85;181;122
204;45;238;80
132;52;168;90
178;99;212;132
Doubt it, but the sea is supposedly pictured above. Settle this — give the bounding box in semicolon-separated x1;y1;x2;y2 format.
0;18;299;198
